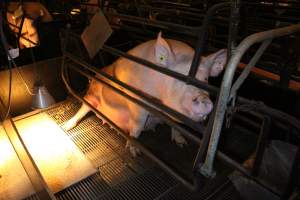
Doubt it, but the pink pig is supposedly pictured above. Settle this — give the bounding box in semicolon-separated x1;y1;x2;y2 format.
63;33;227;156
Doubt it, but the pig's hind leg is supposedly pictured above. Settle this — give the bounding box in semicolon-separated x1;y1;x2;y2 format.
62;95;99;131
62;103;91;131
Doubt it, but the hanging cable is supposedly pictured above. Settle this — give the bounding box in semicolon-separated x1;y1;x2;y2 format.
6;4;35;95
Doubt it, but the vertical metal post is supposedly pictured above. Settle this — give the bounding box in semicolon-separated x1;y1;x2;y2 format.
187;2;230;80
193;100;217;170
251;115;272;176
227;0;240;59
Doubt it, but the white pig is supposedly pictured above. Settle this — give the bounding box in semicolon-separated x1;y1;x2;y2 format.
63;32;227;156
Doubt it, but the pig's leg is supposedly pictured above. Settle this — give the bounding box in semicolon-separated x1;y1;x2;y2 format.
62;103;91;131
171;128;187;148
126;120;145;157
126;106;149;157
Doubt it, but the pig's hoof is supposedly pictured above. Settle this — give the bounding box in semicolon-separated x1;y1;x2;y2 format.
126;141;141;157
62;120;76;131
171;130;187;148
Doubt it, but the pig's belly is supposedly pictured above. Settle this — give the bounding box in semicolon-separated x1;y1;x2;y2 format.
98;103;131;133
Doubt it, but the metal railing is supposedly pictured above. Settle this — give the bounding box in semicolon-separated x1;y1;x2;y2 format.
60;2;231;190
61;2;300;199
201;25;300;181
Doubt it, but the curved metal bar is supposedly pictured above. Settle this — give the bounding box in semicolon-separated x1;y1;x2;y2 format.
200;24;300;178
229;39;272;100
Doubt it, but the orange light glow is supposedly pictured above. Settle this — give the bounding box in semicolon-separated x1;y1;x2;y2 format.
14;113;96;193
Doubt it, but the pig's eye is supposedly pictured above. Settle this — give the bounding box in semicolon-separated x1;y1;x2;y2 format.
192;98;199;104
159;55;166;61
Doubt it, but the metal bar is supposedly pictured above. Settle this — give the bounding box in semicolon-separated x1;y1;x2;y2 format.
104;13;201;36
193;102;217;172
200;24;300;178
16;14;25;48
238;97;300;132
64;55;204;141
101;45;218;95
3;119;56;200
60;59;198;191
138;5;205;19
188;2;231;79
229;39;272;100
227;0;240;59
251;116;272;176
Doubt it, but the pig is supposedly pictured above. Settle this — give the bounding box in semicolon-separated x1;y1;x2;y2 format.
63;32;227;156
6;2;53;48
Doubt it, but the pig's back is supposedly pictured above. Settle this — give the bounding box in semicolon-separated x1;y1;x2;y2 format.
113;38;195;98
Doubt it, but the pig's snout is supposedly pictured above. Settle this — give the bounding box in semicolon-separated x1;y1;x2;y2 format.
191;95;213;121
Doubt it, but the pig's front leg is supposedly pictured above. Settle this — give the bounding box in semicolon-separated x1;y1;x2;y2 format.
126;107;149;157
62;103;91;131
171;128;187;148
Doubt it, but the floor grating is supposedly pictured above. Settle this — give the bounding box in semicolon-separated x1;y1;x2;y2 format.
22;99;244;200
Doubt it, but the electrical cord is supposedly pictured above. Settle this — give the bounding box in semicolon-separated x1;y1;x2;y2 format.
4;8;35;96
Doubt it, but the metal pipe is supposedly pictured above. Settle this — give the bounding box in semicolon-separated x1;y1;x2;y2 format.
227;0;240;59
105;13;201;36
64;55;203;142
238;97;300;132
229;39;272;100
193;101;217;172
188;2;231;79
61;59;199;191
200;24;300;178
251;116;272;176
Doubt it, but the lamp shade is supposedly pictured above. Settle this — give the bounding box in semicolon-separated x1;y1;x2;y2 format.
32;85;55;109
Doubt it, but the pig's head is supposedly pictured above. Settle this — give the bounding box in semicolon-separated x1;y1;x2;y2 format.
153;32;227;121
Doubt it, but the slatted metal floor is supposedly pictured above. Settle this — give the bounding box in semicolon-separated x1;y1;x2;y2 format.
22;99;244;200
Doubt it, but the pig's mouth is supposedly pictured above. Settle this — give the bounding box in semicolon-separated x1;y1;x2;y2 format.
190;112;208;122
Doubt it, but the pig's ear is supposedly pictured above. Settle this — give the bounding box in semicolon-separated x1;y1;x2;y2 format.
205;49;227;77
154;32;175;67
